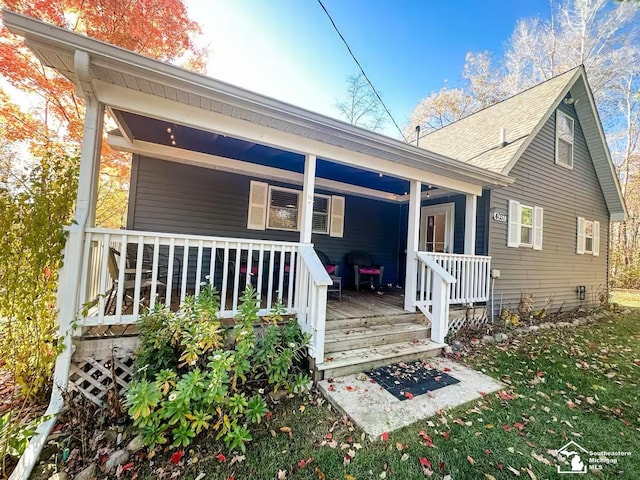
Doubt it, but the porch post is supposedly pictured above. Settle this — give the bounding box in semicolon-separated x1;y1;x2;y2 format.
464;193;477;255
300;153;317;243
404;180;421;311
53;97;104;403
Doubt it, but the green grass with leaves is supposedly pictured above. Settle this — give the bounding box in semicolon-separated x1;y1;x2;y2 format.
140;312;640;479
611;289;640;308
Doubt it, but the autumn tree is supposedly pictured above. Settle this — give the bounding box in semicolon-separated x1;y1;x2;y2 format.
407;0;640;287
0;0;207;227
335;73;387;132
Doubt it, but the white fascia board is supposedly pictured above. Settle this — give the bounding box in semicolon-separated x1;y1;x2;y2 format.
109;136;402;203
97;80;483;195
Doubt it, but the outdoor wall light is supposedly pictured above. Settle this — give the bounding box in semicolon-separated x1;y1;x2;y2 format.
576;285;586;301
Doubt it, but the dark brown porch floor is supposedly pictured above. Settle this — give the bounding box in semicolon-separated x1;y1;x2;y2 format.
326;289;406;320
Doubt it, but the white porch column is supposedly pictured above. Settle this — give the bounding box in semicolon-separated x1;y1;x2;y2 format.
300;153;317;243
464;193;477;255
54;97;104;398
404;180;421;311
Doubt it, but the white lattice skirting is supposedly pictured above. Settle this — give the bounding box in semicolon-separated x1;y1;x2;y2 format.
448;307;489;334
68;337;139;406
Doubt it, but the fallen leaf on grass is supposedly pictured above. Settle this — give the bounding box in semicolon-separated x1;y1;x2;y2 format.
315;466;326;479
401;453;410;461
419;457;432;468
344;475;356;480
277;470;287;479
524;467;537;479
380;432;389;441
507;465;521;476
485;475;497;480
170;450;184;464
531;452;551;465
467;455;476;465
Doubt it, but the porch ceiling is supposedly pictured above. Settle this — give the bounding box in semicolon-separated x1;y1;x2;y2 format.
118;110;421;196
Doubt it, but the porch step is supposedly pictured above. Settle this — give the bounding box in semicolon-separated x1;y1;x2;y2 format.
324;323;431;353
317;339;445;379
325;312;426;331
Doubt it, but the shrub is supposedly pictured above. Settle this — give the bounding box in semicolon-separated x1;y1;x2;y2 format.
0;150;78;401
126;285;311;452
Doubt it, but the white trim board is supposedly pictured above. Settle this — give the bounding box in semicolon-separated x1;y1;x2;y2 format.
109;135;404;203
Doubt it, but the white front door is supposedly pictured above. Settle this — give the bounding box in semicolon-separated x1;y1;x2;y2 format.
420;203;455;253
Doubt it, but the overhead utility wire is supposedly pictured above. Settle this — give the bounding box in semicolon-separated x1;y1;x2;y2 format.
316;0;408;142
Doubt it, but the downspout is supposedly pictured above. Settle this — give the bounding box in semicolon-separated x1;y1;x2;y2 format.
10;50;104;480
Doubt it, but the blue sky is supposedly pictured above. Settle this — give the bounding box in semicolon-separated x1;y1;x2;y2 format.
189;0;550;138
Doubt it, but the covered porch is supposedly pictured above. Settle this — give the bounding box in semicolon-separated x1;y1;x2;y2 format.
6;9;512;379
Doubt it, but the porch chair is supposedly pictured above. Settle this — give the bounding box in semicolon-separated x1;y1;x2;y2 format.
316;250;341;300
345;251;384;292
105;247;165;314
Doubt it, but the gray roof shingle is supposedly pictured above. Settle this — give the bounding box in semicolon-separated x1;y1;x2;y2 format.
419;68;579;174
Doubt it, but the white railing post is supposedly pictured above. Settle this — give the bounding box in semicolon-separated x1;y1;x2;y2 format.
431;278;450;344
464;193;477;255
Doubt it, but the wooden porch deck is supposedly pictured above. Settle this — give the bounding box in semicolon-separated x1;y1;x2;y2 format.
326;289;407;320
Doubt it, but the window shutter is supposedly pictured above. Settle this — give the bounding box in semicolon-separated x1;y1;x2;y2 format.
533;206;543;250
593;220;600;256
507;200;521;247
576;217;585;254
247;181;268;230
329;195;345;238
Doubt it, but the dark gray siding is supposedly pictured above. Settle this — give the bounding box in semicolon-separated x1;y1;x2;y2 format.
128;156;403;288
489;102;609;316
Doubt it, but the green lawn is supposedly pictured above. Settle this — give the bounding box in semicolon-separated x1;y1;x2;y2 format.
140;312;640;479
611;289;640;308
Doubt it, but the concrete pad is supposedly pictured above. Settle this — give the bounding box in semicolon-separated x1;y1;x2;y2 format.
317;357;502;438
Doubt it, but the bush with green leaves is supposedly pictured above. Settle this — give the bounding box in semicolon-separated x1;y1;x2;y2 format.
0;410;50;477
0;150;78;401
126;285;311;452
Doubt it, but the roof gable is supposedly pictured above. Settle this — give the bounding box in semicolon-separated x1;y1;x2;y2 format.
419;67;626;220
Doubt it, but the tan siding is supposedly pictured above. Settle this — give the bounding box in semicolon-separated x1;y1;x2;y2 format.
489;102;609;316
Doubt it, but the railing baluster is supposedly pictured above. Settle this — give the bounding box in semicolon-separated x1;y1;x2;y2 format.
277;245;286;303
232;244;241;313
287;248;296;310
165;238;175;308
257;245;265;305
97;233;110;324
132;236;144;317
79;232;92;308
209;241;217;289
266;245;275;310
150;237;160;309
114;234;128;322
195;240;203;298
419;261;426;303
220;242;230;313
180;239;189;304
246;246;254;287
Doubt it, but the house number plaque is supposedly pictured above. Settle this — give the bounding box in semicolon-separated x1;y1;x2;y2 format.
492;211;507;223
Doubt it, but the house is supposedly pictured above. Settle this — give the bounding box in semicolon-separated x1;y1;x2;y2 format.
4;9;625;401
4;10;626;478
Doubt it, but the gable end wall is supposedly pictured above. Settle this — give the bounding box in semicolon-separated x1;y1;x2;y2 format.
488;102;609;317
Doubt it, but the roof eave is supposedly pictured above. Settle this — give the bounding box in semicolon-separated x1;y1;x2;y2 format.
3;9;513;189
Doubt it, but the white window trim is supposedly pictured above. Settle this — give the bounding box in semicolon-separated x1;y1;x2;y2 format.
265;185;335;235
508;199;543;250
555;110;574;170
519;204;534;248
576;217;600;256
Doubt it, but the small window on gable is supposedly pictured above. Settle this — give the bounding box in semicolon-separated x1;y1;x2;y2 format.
556;110;574;169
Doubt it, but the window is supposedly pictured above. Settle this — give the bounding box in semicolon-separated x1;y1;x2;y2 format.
520;205;533;246
576;217;599;256
247;181;345;237
556;111;574;168
507;199;543;250
268;186;300;231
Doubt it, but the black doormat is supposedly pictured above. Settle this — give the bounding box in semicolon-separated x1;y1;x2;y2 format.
365;360;460;401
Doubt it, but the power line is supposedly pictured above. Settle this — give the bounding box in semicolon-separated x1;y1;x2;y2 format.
316;0;408;142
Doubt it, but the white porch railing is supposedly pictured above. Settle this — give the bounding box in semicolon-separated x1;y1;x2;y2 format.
423;252;491;304
296;245;332;363
415;252;456;343
77;228;329;362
